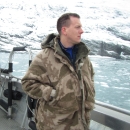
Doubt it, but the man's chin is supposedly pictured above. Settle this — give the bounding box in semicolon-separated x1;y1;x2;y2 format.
76;40;81;44
73;40;81;45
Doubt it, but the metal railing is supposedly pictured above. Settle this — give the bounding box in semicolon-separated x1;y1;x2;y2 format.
0;46;33;118
91;100;130;130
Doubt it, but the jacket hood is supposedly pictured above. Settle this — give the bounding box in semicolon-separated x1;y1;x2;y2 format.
41;33;57;49
41;33;90;56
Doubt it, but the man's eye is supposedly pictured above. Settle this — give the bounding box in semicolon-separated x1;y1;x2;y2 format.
76;26;80;28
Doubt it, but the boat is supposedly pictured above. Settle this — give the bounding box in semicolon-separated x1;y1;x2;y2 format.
120;52;130;60
0;46;130;130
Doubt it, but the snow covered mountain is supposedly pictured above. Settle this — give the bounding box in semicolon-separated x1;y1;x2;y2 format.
0;0;130;57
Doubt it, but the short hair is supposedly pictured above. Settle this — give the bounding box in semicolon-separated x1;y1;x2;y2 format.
57;13;80;34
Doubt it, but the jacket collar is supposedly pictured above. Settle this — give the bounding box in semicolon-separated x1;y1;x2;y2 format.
41;33;90;60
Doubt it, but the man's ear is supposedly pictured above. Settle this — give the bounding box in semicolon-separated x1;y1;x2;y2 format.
61;27;67;35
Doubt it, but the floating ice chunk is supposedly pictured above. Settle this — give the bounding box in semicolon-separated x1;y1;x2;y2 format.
100;82;109;87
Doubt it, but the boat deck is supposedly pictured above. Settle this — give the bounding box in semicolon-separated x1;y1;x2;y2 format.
90;120;112;130
0;107;112;130
0;108;25;130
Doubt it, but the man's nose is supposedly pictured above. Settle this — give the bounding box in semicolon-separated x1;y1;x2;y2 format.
80;28;84;34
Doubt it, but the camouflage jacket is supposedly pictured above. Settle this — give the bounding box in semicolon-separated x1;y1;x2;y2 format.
21;33;95;130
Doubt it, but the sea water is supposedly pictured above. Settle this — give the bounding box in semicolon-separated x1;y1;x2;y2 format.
89;55;130;111
0;52;130;111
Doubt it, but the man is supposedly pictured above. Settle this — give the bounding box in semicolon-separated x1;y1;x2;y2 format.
22;13;95;130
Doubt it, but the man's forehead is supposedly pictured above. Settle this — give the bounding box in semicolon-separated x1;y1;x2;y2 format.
70;17;82;25
70;16;79;20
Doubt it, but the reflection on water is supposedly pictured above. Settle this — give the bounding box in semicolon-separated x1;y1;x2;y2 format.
0;53;130;110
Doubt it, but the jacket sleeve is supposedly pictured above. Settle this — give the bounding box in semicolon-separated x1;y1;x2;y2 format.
21;51;54;101
90;59;95;87
88;58;95;107
83;57;95;110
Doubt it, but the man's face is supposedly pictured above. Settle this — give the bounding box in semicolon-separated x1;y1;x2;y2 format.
62;16;84;46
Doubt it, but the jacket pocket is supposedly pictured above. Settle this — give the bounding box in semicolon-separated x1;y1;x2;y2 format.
43;87;79;126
